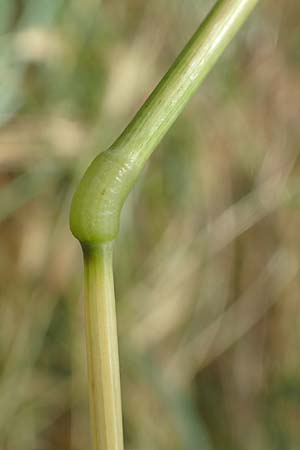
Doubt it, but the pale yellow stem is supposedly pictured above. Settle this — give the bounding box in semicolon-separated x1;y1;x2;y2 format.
83;242;123;450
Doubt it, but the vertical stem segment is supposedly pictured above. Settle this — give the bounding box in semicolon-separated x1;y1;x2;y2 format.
83;243;123;450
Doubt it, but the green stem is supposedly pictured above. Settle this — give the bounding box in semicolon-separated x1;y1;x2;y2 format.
114;0;257;166
70;1;259;450
70;0;259;245
83;243;123;450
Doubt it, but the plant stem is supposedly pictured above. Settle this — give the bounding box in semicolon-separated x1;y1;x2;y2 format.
113;0;259;166
70;0;259;246
83;242;123;450
71;1;259;449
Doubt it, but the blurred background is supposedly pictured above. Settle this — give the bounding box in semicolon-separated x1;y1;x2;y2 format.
1;0;300;449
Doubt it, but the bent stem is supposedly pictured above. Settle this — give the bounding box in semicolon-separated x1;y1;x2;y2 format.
71;1;259;450
69;0;259;245
83;243;123;450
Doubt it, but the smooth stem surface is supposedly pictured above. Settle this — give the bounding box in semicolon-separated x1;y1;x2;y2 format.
83;243;123;450
71;1;259;449
70;0;259;245
113;0;258;164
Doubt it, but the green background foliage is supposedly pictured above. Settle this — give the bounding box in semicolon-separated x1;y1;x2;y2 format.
1;1;300;449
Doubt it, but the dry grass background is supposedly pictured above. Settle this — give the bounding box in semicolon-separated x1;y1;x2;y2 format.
1;0;300;449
